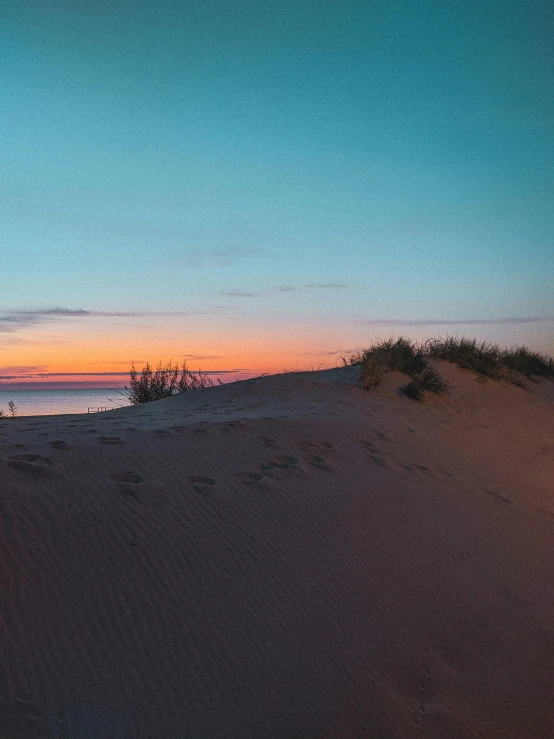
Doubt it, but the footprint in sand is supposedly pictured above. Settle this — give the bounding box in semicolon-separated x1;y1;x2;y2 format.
261;435;278;446
402;463;433;475
7;454;54;475
479;487;512;505
186;475;216;486
415;464;432;473
264;455;299;470
302;440;334;451
153;429;171;437
186;475;217;494
110;471;146;500
304;454;337;473
97;436;122;445
261;455;304;480
367;455;391;471
110;472;146;484
234;471;270;489
374;430;390;442
50;440;74;450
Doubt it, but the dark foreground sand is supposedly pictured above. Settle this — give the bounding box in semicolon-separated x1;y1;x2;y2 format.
1;364;553;738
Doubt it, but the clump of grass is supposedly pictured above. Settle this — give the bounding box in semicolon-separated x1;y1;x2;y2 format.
366;337;427;375
425;337;554;387
350;335;554;401
124;360;213;405
357;337;446;401
500;345;554;380
425;337;507;381
404;367;448;401
359;357;387;388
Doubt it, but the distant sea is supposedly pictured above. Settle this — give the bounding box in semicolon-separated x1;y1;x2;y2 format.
0;388;131;417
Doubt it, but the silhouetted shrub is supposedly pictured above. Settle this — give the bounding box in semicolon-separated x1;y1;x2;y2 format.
125;360;213;405
0;401;17;418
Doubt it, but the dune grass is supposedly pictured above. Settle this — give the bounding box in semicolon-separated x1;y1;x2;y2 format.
425;337;554;386
351;337;446;401
499;344;554;379
348;336;554;401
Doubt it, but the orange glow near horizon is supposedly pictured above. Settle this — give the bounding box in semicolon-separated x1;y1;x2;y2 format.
0;321;351;388
2;315;553;389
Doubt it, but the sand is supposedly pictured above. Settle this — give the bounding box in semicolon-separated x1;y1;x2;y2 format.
0;363;553;738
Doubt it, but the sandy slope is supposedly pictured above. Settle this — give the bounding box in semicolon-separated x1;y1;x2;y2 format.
0;364;553;738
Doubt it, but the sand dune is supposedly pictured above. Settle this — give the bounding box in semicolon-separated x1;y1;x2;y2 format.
1;364;553;738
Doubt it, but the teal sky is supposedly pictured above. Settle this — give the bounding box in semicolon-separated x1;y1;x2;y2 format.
1;0;553;383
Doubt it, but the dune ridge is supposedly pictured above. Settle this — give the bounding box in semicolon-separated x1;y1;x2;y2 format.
1;363;553;737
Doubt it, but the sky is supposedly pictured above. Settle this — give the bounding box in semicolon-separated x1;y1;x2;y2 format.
1;0;553;388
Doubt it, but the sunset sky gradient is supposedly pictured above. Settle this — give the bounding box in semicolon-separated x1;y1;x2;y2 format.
2;1;553;388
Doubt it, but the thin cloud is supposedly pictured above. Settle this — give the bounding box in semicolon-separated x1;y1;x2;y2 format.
0;338;39;346
0;371;130;380
220;283;352;297
181;354;223;360
0;314;38;331
300;348;360;357
219;290;261;298
354;316;554;326
0;368;251;381
0;307;221;333
0;365;49;375
304;282;353;289
202;369;251;375
14;308;205;318
95;359;147;366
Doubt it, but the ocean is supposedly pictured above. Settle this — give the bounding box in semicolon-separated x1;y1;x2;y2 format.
0;388;132;417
